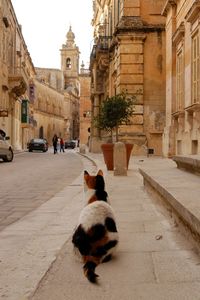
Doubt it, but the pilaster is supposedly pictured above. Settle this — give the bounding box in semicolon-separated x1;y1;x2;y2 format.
116;33;146;134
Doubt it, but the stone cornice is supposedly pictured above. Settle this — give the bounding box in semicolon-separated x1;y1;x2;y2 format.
117;33;146;43
185;0;200;23
116;17;165;34
162;0;177;16
172;22;185;45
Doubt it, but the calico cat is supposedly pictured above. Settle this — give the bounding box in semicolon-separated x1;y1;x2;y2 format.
72;169;119;283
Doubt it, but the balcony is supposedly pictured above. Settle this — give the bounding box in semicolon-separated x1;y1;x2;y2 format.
8;66;28;97
97;36;112;51
90;36;112;70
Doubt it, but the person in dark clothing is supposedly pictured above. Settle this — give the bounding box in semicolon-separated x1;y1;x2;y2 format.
52;134;58;154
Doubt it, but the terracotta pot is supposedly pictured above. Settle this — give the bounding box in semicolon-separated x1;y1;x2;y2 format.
101;143;133;171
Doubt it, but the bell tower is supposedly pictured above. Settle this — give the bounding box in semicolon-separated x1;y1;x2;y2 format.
60;26;80;94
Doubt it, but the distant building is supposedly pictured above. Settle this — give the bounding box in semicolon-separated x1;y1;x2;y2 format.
0;0;87;150
35;26;81;142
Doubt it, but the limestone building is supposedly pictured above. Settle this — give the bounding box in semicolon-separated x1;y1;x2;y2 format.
162;0;200;156
0;0;83;150
0;0;35;149
35;26;80;142
90;0;166;155
79;62;91;146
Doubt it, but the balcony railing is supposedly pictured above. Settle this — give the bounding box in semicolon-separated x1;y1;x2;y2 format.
8;65;28;97
97;36;112;51
90;36;112;66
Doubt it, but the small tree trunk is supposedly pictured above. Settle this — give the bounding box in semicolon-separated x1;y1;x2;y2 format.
111;130;113;143
115;126;119;142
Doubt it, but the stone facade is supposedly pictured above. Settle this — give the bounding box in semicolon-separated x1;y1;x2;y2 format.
35;26;81;142
0;0;83;150
162;0;200;156
90;0;166;155
33;80;66;143
79;63;91;146
0;0;35;149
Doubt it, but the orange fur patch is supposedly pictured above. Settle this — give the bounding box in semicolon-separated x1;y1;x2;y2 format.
84;170;104;190
88;194;98;204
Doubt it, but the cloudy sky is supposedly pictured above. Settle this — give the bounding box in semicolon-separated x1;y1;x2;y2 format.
11;0;94;69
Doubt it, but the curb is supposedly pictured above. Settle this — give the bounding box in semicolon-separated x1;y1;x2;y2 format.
139;166;200;250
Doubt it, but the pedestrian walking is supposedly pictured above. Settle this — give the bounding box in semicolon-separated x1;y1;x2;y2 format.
60;137;65;152
52;134;58;154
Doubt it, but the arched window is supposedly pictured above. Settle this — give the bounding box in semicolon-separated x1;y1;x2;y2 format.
66;58;71;69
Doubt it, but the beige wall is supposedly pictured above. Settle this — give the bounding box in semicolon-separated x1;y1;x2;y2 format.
0;2;80;151
90;0;166;155
79;70;91;145
162;0;200;156
33;80;65;144
0;0;35;150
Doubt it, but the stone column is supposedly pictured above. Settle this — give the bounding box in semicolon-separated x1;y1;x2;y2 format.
114;142;127;176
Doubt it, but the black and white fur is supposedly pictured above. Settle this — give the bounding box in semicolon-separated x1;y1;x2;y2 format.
72;170;119;283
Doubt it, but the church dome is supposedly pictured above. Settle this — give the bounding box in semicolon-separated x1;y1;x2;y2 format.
66;26;75;42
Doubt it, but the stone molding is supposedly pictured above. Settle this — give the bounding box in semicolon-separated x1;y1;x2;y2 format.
162;0;177;16
116;16;165;33
172;22;185;45
185;0;200;23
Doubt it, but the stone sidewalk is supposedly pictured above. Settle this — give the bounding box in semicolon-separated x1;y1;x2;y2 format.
30;153;200;300
1;152;200;299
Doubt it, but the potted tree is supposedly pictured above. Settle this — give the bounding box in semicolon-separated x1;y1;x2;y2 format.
94;92;135;170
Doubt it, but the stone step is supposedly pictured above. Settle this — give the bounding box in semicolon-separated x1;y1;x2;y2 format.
139;160;200;249
173;155;200;175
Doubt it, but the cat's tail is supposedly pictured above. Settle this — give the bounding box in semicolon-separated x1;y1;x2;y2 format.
83;260;99;283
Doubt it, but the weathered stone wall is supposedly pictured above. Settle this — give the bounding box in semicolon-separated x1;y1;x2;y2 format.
79;71;91;146
162;0;200;156
33;80;65;144
90;0;166;156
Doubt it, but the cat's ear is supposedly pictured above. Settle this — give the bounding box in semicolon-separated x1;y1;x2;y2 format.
84;170;89;180
97;169;103;176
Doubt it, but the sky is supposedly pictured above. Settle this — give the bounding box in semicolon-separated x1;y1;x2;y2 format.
11;0;94;69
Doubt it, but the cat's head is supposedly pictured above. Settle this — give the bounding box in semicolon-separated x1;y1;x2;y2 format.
84;170;108;204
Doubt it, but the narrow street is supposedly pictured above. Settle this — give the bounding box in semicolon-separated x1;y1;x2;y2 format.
0;149;83;231
0;149;97;300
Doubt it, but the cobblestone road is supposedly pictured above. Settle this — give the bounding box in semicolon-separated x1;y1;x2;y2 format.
0;149;83;231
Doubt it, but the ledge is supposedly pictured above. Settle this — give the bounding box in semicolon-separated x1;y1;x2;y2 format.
172;110;185;118
139;160;200;250
172;155;200;175
185;103;200;113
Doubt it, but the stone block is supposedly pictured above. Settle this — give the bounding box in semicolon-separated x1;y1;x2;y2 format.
119;44;143;54
132;115;144;125
119;74;144;84
79;144;86;154
124;8;140;16
120;64;144;74
114;142;127;176
124;0;140;7
120;54;144;64
134;105;144;114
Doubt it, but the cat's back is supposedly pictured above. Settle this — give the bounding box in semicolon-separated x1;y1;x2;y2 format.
79;201;115;230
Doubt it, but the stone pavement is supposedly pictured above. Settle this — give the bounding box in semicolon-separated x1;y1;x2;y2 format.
1;151;200;299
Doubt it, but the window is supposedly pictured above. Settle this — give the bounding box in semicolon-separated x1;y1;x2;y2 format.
66;58;71;69
192;33;199;104
176;49;184;110
192;140;198;154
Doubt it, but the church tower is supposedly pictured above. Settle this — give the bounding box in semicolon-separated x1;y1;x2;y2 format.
60;26;80;95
